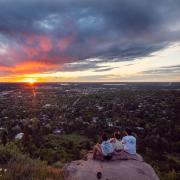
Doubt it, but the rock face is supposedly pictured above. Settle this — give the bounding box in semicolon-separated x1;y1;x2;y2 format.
64;153;159;180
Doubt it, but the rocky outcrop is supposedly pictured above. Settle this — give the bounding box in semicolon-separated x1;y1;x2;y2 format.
64;152;159;180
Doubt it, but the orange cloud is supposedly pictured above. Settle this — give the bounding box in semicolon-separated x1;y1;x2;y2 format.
0;33;76;82
0;65;10;72
21;35;53;58
38;36;53;52
14;61;57;73
0;61;58;75
58;36;74;51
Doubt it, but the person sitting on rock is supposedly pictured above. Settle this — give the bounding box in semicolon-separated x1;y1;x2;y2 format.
93;133;114;160
122;128;136;155
110;132;123;152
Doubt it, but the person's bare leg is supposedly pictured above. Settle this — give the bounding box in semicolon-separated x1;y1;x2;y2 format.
93;144;102;159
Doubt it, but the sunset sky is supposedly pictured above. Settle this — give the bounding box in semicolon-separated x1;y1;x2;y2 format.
0;0;180;82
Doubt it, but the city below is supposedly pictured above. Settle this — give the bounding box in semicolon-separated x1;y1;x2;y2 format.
0;82;179;179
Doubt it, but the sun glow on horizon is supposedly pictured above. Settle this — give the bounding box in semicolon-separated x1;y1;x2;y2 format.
23;78;37;85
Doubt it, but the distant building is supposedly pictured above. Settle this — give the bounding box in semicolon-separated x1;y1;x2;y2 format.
53;129;63;134
96;105;103;110
15;133;24;140
92;117;98;123
135;127;145;131
43;104;52;108
108;122;114;127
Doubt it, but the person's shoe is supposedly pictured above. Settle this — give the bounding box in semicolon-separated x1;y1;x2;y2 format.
97;172;102;179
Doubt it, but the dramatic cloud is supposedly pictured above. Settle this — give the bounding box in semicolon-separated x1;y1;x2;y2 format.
142;65;180;75
0;0;180;78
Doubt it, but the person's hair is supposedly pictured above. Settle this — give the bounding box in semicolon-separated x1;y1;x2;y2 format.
101;133;108;141
125;128;132;135
114;132;121;140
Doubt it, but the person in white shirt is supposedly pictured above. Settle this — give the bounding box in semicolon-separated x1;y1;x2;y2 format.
110;132;123;152
122;128;136;155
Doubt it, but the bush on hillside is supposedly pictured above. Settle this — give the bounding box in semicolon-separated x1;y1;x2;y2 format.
0;143;64;180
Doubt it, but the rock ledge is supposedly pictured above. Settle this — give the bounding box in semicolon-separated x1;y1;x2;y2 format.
64;153;159;180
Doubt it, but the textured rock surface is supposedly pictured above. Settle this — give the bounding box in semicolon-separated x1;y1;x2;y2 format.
64;153;159;180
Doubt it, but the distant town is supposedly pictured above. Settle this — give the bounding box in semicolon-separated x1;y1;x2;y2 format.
0;82;180;179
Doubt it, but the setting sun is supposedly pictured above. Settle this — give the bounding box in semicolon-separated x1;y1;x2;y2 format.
24;78;37;85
